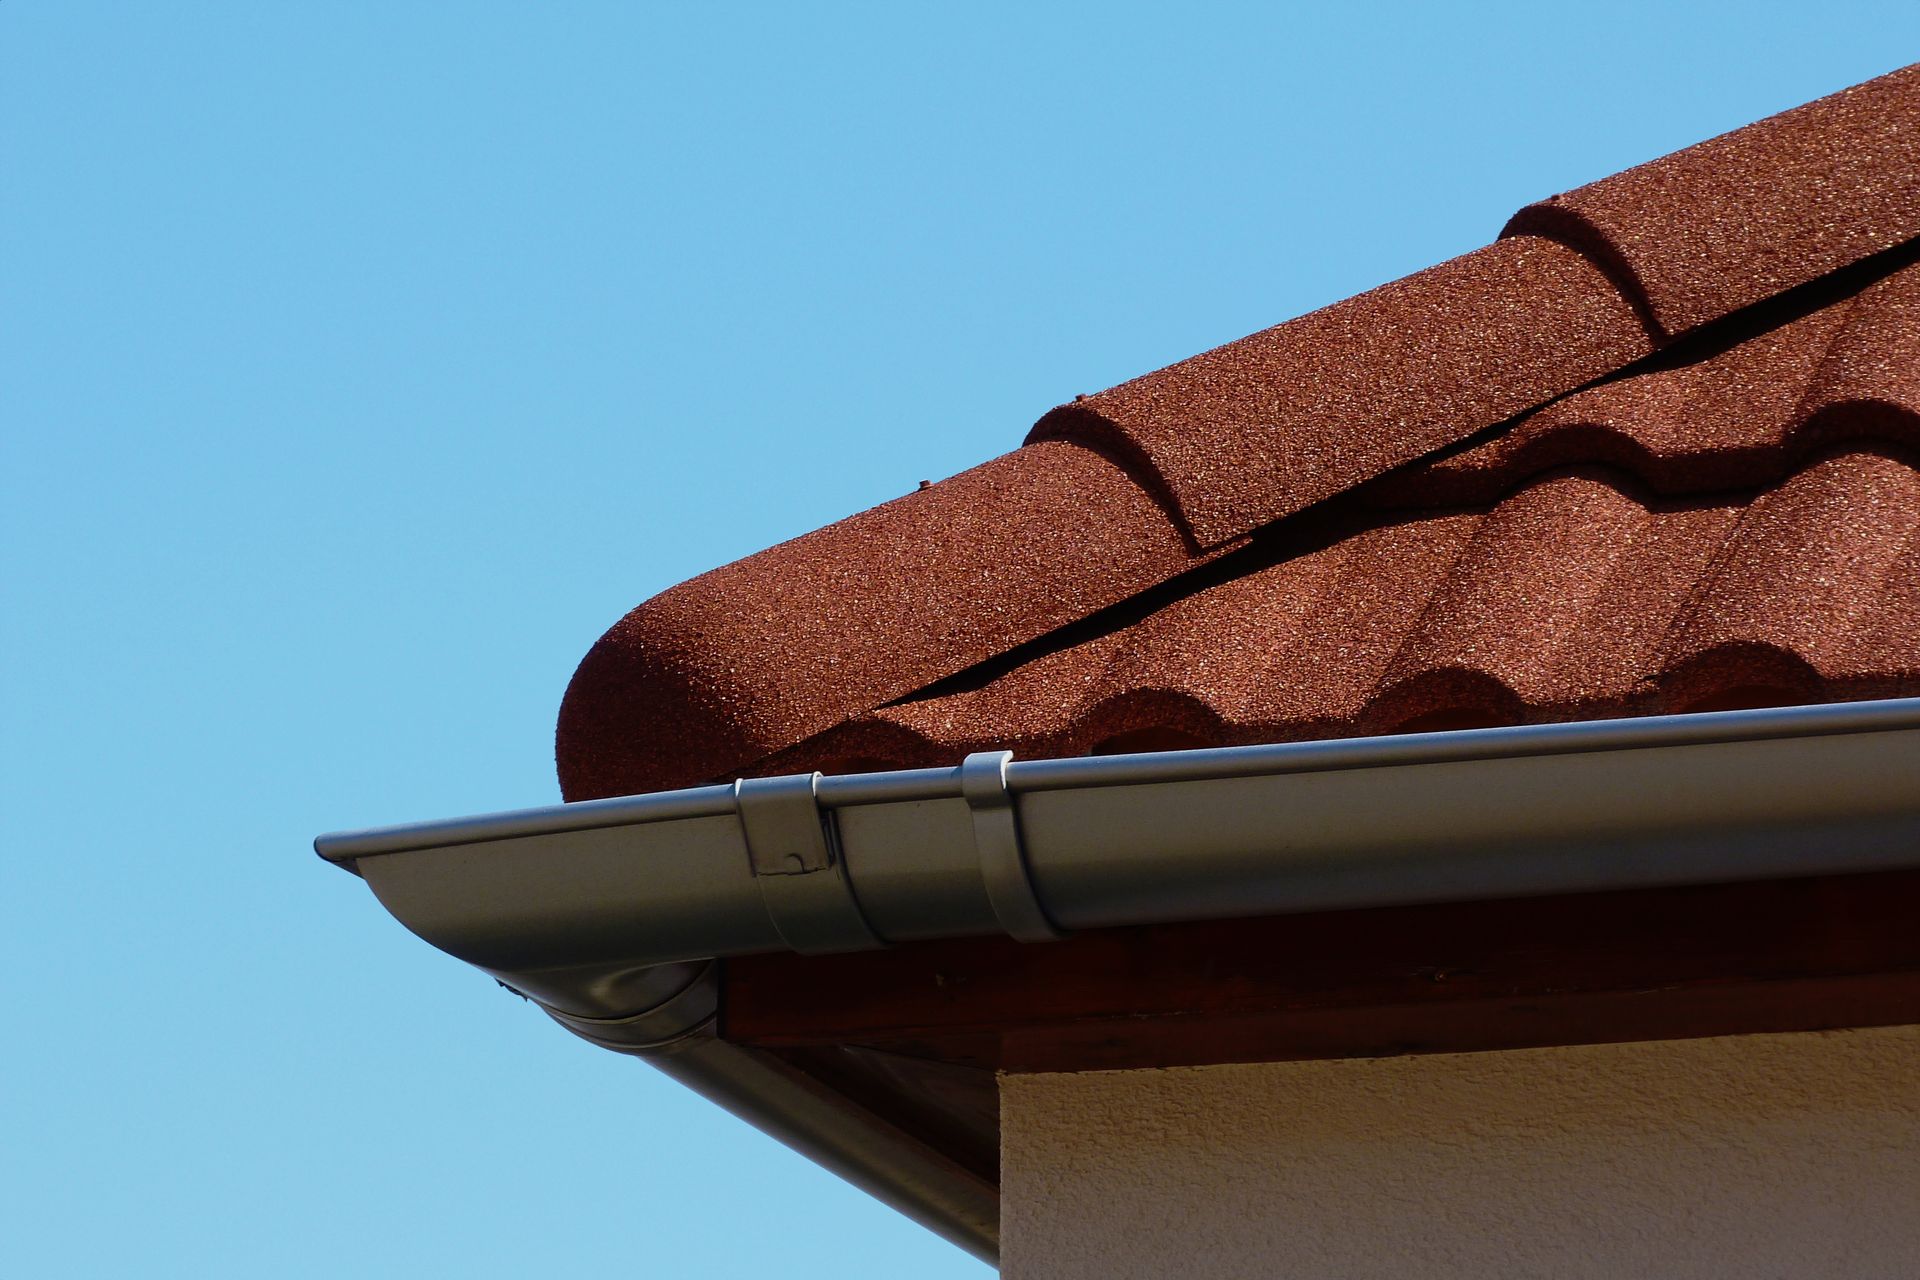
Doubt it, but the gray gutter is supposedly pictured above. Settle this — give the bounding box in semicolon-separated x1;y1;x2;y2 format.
317;697;1920;1265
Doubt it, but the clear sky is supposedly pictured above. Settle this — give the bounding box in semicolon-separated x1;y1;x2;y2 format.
6;5;1918;1276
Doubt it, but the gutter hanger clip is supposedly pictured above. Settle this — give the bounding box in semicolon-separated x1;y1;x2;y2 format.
736;773;883;954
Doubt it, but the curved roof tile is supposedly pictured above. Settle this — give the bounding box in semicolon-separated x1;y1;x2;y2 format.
765;450;1920;771
1027;235;1652;548
1663;447;1920;680
1370;257;1920;506
556;440;1192;798
1505;64;1920;339
558;67;1920;800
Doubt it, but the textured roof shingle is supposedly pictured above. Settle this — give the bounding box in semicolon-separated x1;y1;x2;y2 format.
761;447;1920;774
1026;235;1653;548
557;65;1920;801
1505;64;1920;338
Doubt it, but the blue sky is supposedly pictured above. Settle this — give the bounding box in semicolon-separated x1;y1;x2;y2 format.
6;5;1918;1276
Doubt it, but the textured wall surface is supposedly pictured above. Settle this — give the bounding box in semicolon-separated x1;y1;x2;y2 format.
1000;1024;1920;1279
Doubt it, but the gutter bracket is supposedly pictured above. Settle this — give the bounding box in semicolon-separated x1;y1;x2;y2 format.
962;750;1063;942
736;773;884;954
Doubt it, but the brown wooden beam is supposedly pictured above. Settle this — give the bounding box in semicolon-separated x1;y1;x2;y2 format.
723;870;1920;1074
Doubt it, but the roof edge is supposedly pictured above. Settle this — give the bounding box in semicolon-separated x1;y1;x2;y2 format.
322;699;1920;1257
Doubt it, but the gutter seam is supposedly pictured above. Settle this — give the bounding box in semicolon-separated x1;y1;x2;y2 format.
962;749;1062;942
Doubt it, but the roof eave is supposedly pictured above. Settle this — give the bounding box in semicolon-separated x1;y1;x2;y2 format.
316;696;1920;1263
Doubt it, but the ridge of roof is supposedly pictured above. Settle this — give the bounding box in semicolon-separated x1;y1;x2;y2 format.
1026;235;1652;549
557;66;1920;801
1367;249;1920;507
775;255;1920;767
1504;64;1920;340
1031;64;1920;550
557;440;1197;799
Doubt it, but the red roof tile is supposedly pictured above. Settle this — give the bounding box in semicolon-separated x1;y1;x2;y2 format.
557;441;1195;798
766;447;1920;771
1505;64;1920;339
557;67;1920;801
1027;236;1653;549
1366;256;1920;507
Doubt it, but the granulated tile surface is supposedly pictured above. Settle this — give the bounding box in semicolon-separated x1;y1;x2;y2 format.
1506;64;1920;339
558;65;1920;800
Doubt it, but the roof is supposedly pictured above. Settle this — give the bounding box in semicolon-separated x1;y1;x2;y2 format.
557;65;1920;802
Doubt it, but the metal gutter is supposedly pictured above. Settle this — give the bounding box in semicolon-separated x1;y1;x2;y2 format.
535;959;1001;1261
316;698;1920;1265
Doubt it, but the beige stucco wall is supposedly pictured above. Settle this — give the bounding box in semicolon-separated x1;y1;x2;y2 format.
1000;1024;1920;1279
